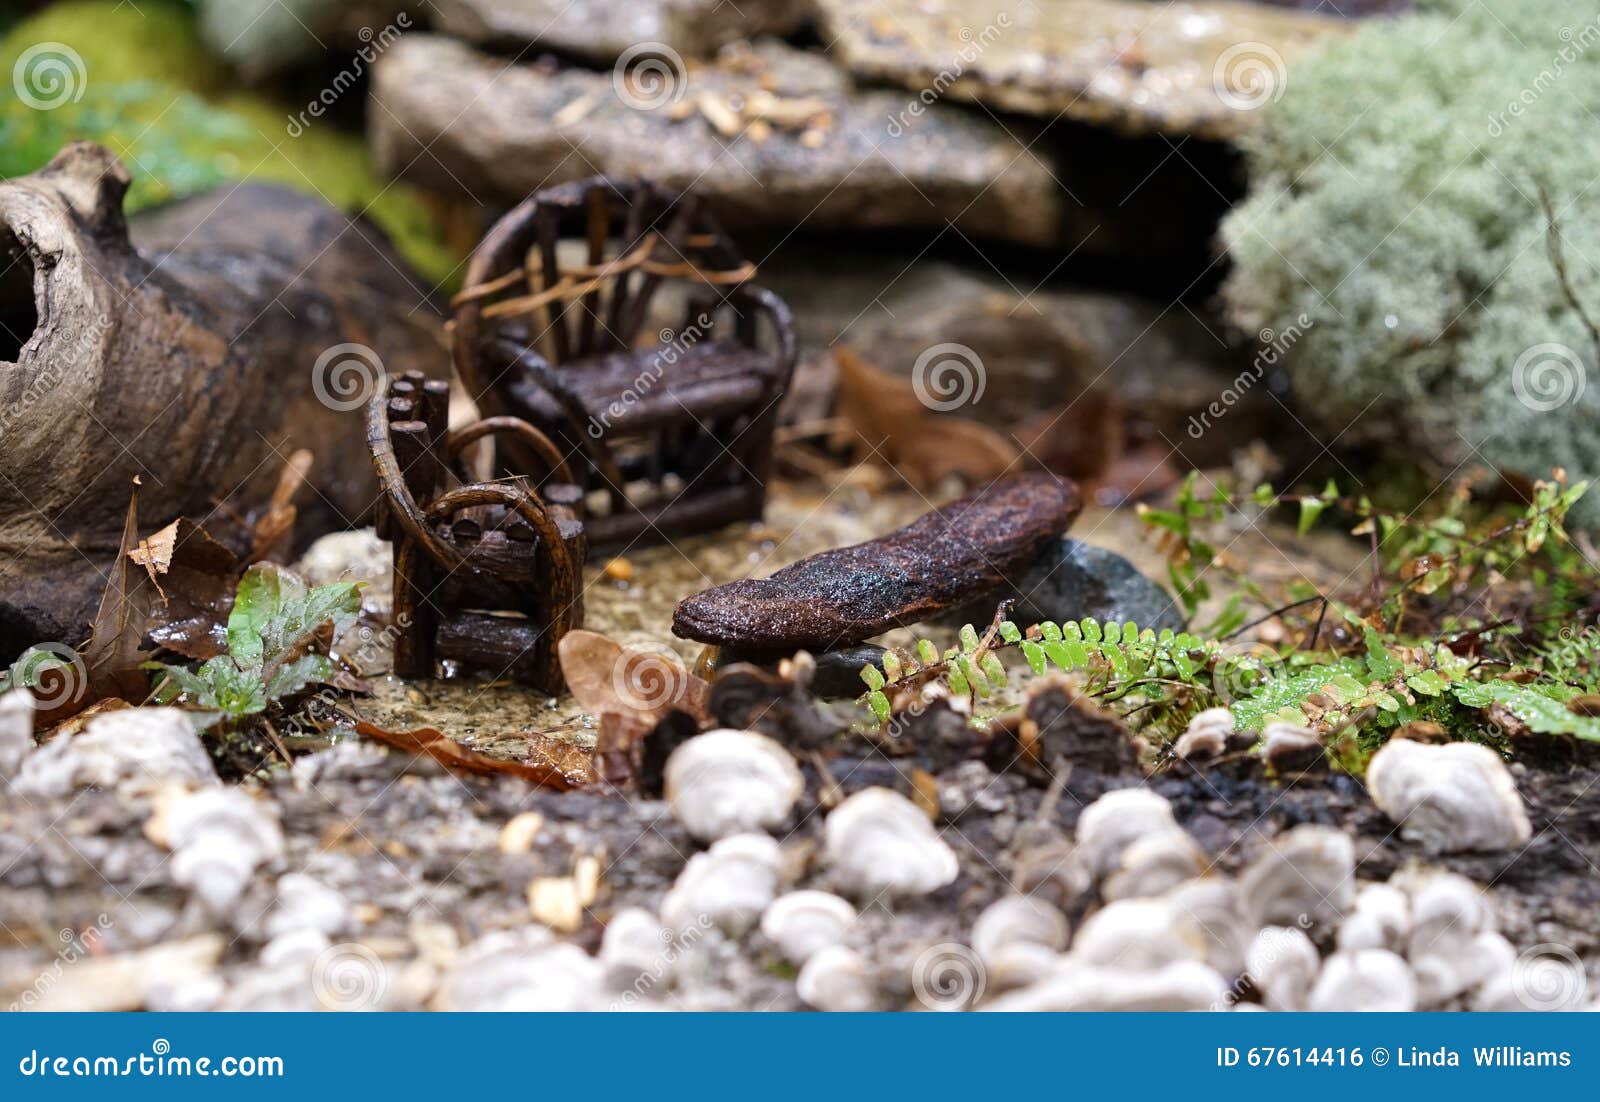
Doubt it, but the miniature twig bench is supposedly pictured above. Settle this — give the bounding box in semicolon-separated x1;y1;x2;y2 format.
450;176;797;548
368;370;585;692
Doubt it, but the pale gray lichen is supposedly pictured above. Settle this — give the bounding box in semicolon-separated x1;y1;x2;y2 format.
1220;0;1600;521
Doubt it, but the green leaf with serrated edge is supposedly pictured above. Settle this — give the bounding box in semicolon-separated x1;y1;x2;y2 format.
1042;621;1064;643
998;621;1022;644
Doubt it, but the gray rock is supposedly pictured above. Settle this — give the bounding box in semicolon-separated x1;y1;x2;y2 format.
431;0;809;62
369;35;1063;245
759;254;1270;466
15;708;217;798
197;0;422;77
0;688;34;778
943;538;1184;634
817;0;1348;140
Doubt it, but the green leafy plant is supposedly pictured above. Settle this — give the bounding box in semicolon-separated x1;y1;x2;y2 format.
859;467;1600;762
148;564;360;727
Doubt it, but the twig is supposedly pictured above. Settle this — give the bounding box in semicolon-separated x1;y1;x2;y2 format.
1223;595;1326;641
1539;184;1600;366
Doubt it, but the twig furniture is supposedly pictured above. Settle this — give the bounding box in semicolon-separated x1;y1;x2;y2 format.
450;177;797;547
368;370;585;692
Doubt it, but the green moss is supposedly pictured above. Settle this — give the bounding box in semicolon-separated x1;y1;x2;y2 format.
1220;0;1600;522
0;1;458;288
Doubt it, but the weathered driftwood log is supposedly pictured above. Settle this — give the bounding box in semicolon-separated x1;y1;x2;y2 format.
672;473;1083;650
0;143;448;657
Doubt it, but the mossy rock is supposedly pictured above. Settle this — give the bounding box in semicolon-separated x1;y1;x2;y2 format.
1220;0;1600;522
0;1;459;288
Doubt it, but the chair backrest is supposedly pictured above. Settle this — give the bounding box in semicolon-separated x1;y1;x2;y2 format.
452;177;755;398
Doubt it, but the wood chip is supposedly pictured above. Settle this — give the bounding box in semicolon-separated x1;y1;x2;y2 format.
697;92;743;137
498;811;546;854
552;92;599;127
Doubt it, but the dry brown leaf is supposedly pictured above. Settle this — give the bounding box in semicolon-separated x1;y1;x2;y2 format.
557;629;709;724
249;449;312;563
129;520;179;598
354;720;595;791
833;346;1018;489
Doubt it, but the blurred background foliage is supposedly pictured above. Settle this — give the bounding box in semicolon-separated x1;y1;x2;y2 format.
0;0;458;287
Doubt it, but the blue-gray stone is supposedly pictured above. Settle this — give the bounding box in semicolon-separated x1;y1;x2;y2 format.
940;538;1185;633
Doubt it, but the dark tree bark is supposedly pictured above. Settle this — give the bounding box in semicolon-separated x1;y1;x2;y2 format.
0;143;449;658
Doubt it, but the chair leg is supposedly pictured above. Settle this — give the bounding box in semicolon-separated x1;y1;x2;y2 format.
392;541;438;680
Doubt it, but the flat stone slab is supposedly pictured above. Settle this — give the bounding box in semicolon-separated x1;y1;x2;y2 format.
370;35;1064;245
430;0;810;62
817;0;1350;140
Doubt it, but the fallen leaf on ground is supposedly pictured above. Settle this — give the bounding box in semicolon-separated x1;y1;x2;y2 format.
833;346;1019;489
354;720;595;791
249;449;312;563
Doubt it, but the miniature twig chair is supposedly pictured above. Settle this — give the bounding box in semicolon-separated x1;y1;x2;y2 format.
451;176;797;548
368;370;585;692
